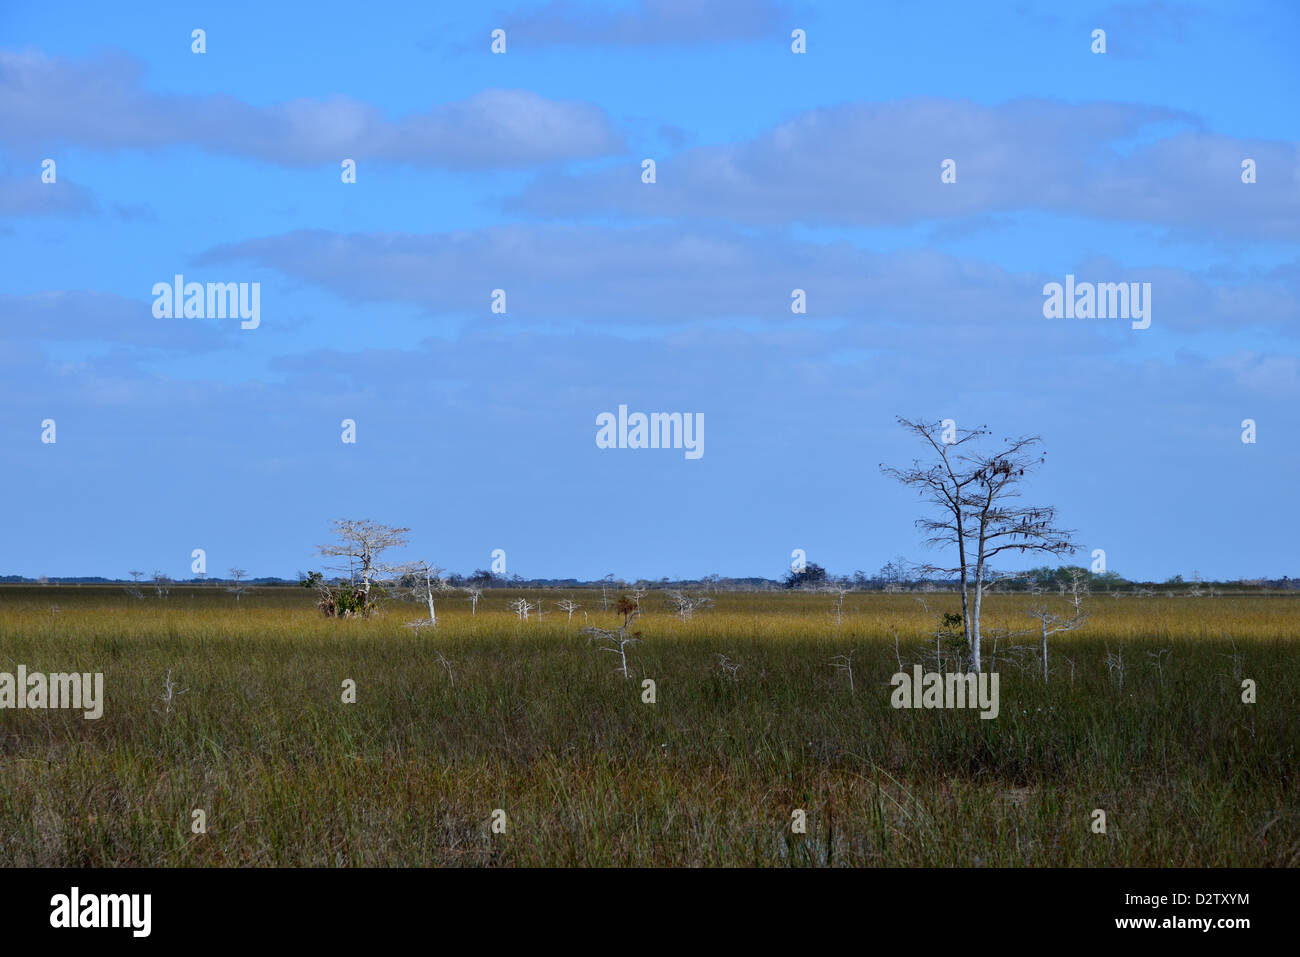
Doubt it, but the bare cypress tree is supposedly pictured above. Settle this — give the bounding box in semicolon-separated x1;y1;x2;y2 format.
555;598;581;622
1026;569;1089;681
880;418;987;659
882;418;1076;670
389;560;444;627
226;567;250;601
318;519;410;600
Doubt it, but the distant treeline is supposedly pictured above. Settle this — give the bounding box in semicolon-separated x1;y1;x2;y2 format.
3;565;1299;592
775;562;1299;592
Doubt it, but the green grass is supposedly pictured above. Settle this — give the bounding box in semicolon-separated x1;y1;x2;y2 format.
0;584;1295;866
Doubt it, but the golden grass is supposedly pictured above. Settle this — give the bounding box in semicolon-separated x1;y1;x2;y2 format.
0;585;1296;866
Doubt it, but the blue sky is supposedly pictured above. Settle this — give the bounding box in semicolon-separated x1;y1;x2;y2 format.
3;0;1298;582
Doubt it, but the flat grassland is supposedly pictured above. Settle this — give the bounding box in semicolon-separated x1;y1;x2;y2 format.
0;585;1295;866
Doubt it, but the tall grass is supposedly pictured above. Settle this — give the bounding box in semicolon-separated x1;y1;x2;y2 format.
0;585;1295;866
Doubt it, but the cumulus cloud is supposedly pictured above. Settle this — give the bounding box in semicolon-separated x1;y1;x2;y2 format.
495;0;793;47
0;50;623;168
1;290;235;353
0;174;96;217
507;97;1300;239
197;224;1300;335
